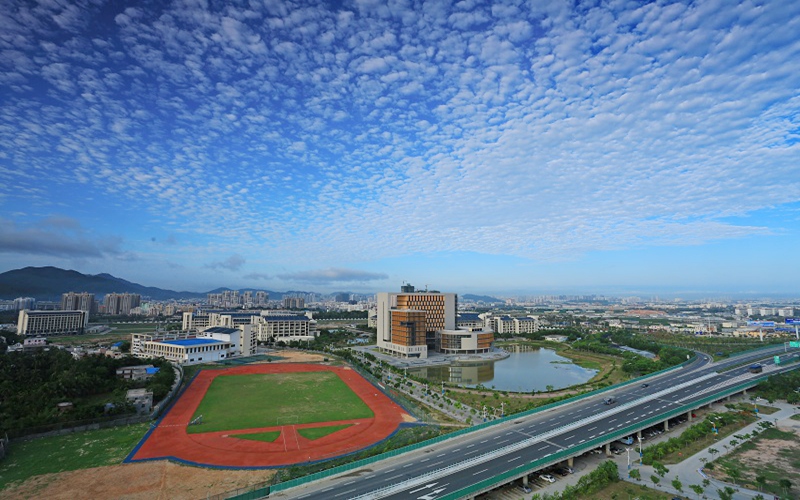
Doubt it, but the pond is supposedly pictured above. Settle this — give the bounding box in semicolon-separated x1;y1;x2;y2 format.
407;348;598;393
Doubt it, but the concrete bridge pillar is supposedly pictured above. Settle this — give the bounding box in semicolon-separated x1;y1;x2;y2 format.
687;411;693;422
567;456;574;468
522;475;529;486
663;420;669;432
636;430;642;441
605;442;612;457
743;388;748;396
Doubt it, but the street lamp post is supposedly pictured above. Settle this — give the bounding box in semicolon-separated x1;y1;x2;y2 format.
638;436;643;465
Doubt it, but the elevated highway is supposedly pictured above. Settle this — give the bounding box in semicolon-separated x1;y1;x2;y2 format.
270;345;797;500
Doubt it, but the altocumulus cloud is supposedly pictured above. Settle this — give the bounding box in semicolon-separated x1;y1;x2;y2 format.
277;268;389;284
205;254;245;271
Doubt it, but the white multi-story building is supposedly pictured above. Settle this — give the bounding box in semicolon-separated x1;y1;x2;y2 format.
17;310;89;336
199;325;257;356
137;337;232;365
256;314;316;342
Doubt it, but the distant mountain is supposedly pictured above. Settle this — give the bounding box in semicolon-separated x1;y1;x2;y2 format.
0;266;205;301
461;293;504;303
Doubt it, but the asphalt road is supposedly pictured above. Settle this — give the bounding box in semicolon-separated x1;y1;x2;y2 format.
275;346;796;500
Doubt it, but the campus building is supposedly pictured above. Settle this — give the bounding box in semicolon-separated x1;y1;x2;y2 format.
136;337;232;365
199;325;257;356
17;309;89;336
131;325;255;363
182;310;316;344
377;284;493;358
255;314;316;343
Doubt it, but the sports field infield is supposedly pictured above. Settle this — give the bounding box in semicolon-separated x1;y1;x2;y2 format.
187;371;374;434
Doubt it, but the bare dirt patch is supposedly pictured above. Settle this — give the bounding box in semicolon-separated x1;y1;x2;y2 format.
2;461;274;500
270;350;326;363
736;437;800;472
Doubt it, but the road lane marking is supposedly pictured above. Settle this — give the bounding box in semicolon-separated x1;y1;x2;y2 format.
508;456;522;462
473;468;488;476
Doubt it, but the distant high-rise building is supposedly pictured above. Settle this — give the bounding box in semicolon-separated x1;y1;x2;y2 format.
283;297;305;309
255;291;269;305
61;292;96;314
13;297;36;311
104;293;141;315
334;293;349;302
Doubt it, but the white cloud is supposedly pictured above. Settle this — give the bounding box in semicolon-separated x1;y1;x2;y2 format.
0;0;798;286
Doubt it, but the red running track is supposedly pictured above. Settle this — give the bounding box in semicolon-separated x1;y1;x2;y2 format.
129;364;410;467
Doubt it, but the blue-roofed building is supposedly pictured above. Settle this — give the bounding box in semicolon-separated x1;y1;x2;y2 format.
141;337;232;364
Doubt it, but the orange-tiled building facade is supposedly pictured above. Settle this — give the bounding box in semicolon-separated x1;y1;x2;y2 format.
377;285;493;358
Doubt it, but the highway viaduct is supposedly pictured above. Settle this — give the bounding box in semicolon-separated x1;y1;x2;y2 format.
265;345;798;500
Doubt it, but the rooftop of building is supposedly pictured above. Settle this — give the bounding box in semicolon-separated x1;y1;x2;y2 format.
203;326;240;334
159;338;227;346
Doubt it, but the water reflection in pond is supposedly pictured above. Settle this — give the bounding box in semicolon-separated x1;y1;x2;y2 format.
407;348;598;393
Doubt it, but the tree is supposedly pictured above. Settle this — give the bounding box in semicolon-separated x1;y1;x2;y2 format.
779;478;791;495
708;447;719;458
755;474;767;492
689;483;704;499
651;475;660;487
726;465;742;485
629;469;641;481
702;478;710;488
717;486;735;500
671;477;683;493
653;461;669;477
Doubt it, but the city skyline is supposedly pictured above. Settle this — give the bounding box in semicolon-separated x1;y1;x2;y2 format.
1;0;799;295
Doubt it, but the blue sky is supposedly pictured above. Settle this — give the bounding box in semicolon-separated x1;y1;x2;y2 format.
1;0;799;296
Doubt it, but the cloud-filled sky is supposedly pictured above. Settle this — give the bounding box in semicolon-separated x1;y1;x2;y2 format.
1;0;798;296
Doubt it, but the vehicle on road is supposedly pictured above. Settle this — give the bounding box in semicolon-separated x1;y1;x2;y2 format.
749;363;763;374
641;383;649;388
539;474;556;483
603;397;616;405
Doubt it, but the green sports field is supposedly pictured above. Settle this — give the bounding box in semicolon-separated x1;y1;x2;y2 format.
187;372;374;434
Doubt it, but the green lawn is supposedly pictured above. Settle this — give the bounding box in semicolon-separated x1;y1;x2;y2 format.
0;423;149;490
297;424;352;440
234;431;281;443
188;371;374;434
